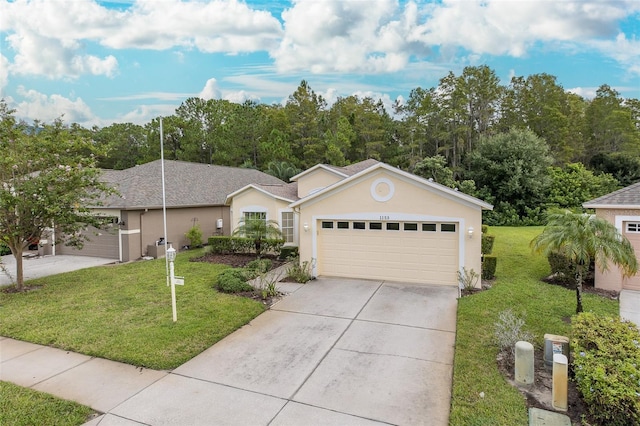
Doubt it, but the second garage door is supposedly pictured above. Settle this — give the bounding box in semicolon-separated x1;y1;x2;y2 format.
57;226;120;260
317;219;459;285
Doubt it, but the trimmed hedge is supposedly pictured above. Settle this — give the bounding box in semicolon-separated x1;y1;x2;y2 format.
547;251;577;285
279;246;299;260
481;234;495;255
207;236;284;256
482;256;497;279
572;313;640;425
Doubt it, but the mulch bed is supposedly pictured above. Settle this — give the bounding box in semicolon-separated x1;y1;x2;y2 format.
190;252;290;307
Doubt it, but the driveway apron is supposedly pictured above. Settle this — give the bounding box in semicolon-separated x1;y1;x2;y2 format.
103;277;458;426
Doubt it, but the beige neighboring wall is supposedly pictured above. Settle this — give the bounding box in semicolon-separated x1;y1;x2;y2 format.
297;169;484;285
595;208;640;291
121;206;229;260
230;189;291;230
295;167;344;198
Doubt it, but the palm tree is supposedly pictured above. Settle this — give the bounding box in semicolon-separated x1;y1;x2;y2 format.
232;218;283;257
531;211;638;313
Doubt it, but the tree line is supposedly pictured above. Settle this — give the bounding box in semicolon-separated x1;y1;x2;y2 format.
4;65;640;225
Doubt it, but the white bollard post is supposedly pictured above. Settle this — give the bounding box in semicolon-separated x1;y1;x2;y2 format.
515;341;534;385
552;353;568;411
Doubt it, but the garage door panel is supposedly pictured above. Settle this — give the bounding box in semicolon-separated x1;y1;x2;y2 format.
318;221;458;285
57;226;119;259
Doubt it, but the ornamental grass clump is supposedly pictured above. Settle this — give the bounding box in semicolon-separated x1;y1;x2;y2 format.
572;312;640;425
494;309;534;361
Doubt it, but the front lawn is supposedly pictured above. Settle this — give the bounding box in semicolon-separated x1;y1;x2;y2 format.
449;227;619;425
0;381;94;426
0;249;265;370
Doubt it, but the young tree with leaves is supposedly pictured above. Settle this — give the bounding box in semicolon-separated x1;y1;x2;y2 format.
0;103;116;290
531;211;638;313
232;218;282;257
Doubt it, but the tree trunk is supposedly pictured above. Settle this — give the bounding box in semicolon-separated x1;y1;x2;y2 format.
575;265;585;314
12;244;24;291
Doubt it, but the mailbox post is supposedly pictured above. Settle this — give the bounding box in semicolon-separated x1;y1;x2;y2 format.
166;245;184;322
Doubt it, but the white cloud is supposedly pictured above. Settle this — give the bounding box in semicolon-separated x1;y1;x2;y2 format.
14;86;100;125
116;103;177;125
0;54;9;91
271;0;640;74
589;33;640;76
273;0;417;74
198;78;222;100
1;0;282;81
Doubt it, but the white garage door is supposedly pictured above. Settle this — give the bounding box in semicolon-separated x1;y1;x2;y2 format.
57;226;120;259
318;220;459;285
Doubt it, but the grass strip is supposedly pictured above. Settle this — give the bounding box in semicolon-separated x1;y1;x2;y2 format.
0;381;94;426
449;226;619;424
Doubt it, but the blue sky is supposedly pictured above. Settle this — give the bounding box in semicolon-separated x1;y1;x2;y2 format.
1;0;639;127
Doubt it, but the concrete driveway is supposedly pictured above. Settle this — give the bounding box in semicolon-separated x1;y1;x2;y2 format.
0;254;116;286
99;277;458;425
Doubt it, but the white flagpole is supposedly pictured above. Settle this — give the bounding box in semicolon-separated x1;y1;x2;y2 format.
160;118;177;322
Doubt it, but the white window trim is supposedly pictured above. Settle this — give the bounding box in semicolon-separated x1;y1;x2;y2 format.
626;222;640;233
278;208;298;246
615;216;640;234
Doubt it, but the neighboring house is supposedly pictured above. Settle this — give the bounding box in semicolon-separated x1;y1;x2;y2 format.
584;182;640;292
226;159;493;286
51;160;284;261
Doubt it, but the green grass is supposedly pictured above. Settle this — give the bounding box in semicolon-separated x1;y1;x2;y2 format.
0;381;94;426
0;249;265;370
449;227;619;425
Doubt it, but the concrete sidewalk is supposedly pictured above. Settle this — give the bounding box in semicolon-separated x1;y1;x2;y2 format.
1;278;458;426
0;254;116;287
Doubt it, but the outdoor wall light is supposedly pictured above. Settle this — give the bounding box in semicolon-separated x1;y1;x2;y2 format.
468;226;474;238
303;222;309;232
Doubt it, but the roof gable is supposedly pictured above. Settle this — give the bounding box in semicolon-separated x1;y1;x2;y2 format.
584;181;640;209
225;182;298;205
290;162;493;210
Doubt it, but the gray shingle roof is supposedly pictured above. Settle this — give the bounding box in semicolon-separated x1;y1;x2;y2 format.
326;159;380;176
253;182;299;201
100;160;284;209
583;181;640;208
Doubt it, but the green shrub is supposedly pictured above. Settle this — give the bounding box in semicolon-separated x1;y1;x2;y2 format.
286;257;314;283
572;313;640;425
261;238;285;256
457;267;480;291
0;243;10;256
481;234;495;255
481;224;488;234
185;224;203;248
245;258;272;279
547;251;576;285
279;246;299;260
208;236;253;254
482;256;497;279
213;268;255;293
207;236;282;255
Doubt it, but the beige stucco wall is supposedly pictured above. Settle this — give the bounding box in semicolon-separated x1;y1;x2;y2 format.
296;168;343;198
595;208;640;291
120;206;229;260
297;169;484;283
229;189;292;231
